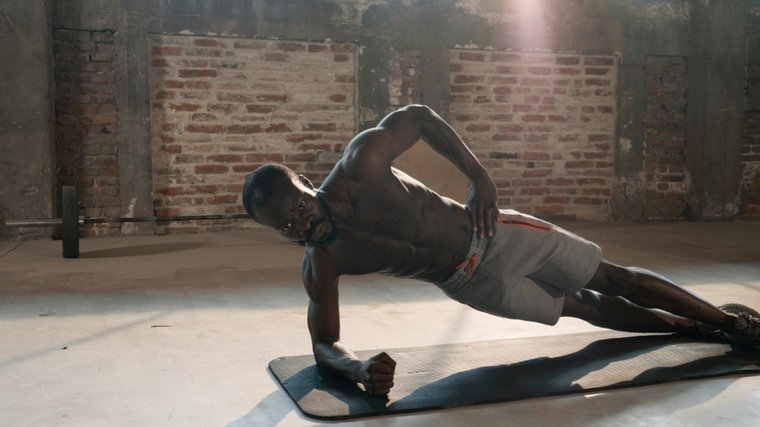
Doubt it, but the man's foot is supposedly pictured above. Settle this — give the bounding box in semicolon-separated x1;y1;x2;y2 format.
695;304;760;345
719;303;760;348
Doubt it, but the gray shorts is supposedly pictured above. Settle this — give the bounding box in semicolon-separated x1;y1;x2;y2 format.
436;209;602;325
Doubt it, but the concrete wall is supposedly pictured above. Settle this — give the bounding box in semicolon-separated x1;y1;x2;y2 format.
2;0;759;239
0;0;56;238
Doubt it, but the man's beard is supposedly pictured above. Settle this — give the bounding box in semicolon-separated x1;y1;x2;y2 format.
299;192;337;246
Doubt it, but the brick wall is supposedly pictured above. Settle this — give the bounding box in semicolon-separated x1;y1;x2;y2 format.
54;29;120;236
643;56;688;220
150;35;356;233
743;62;760;217
448;50;617;221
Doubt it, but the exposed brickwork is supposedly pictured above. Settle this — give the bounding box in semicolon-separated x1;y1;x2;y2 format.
150;35;356;233
448;50;617;221
642;56;688;220
388;49;422;108
54;29;120;236
743;62;760;217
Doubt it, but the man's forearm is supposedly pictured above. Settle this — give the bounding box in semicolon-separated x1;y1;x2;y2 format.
313;341;362;381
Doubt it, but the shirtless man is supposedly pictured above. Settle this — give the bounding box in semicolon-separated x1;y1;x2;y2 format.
242;105;760;396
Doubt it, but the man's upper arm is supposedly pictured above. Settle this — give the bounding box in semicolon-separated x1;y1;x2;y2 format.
302;251;340;345
341;105;430;178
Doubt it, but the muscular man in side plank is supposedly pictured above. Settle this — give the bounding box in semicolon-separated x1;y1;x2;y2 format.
242;105;760;396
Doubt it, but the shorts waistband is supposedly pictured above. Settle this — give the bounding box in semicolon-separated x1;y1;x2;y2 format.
436;232;489;295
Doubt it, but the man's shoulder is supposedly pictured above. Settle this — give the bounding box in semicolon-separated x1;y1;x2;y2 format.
340;128;395;180
302;245;339;280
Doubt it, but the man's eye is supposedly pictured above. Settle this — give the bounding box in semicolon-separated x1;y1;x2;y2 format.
298;201;306;212
282;223;292;232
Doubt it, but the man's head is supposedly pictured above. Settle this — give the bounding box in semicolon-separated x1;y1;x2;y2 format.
242;163;336;245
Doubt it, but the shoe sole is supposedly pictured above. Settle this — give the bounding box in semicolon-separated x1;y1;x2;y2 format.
719;303;760;318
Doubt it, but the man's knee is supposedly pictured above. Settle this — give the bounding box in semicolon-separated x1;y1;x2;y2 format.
587;261;640;297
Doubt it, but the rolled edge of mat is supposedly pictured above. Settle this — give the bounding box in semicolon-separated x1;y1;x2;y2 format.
62;186;79;259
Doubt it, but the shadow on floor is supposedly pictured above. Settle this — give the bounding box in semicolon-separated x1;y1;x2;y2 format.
80;242;211;258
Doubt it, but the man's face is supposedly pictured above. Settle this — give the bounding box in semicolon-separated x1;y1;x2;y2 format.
255;175;335;245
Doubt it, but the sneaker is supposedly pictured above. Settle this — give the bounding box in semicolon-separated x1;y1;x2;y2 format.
720;303;760;348
695;303;760;343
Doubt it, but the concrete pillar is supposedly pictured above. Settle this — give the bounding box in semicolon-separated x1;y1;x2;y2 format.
0;0;56;237
686;0;749;219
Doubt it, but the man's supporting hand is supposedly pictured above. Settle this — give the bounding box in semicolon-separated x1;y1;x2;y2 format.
356;352;396;396
466;173;500;239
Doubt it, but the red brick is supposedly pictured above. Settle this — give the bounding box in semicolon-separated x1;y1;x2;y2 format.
556;56;579;65
195;165;228;174
152;58;169;67
528;67;551;75
227;124;263;134
186;81;211;90
178;69;217;78
175;154;204;164
492;133;521;141
329;94;347;103
331;44;354;53
585;57;614;66
303;123;337;131
164;80;185;89
585;67;610;75
333;53;350;62
186;124;224;133
287;134;323;143
521;115;546;123
555;68;580;75
194;38;225;47
208;194;238;204
191;113;217;121
585;79;610;86
496;66;522;74
265;123;292;133
233;40;267;49
544;196;570;204
242;154;280;164
454;75;483;83
256;94;288;103
546;178;574;186
245;105;274;114
168;103;202;111
152;46;182;56
490;53;522;62
459;52;485;61
207;154;242;163
299;143;332;151
276;42;305;52
548;115;568;123
574;197;603;205
218;93;255;103
465;124;490;132
308;44;329;52
522;169;552;178
208;103;233;113
232;164;261;173
566;160;594;168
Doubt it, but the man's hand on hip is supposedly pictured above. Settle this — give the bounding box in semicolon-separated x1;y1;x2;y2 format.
467;174;500;239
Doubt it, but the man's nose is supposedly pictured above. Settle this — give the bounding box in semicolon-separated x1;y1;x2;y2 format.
297;217;313;236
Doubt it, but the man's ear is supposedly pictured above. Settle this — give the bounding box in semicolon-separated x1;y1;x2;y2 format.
297;174;315;189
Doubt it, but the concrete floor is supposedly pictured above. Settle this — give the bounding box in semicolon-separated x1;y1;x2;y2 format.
1;220;759;426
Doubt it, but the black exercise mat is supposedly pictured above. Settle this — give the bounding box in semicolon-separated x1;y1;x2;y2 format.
268;331;760;420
